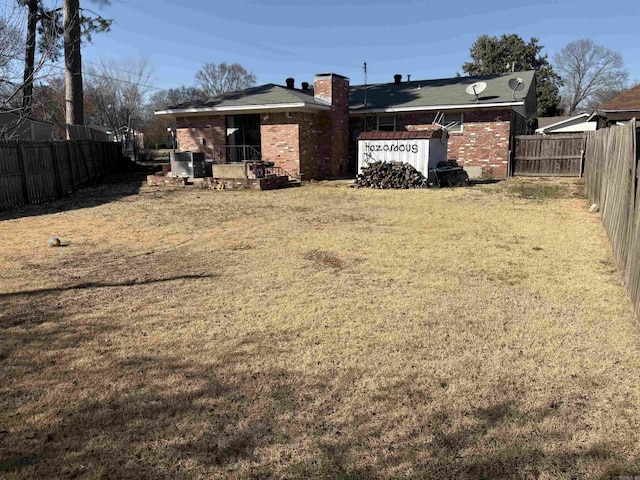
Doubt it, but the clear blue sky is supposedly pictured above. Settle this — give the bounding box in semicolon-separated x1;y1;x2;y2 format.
81;0;640;92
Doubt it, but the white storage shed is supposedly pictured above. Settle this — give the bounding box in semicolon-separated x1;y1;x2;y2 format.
357;129;448;175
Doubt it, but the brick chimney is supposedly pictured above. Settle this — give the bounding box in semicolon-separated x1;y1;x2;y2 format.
313;73;350;177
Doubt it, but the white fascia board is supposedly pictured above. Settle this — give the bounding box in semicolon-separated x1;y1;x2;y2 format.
350;101;525;115
540;113;590;132
154;102;330;117
538;122;596;134
536;113;593;133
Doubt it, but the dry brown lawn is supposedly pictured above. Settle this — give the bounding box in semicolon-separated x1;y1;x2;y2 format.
1;176;640;479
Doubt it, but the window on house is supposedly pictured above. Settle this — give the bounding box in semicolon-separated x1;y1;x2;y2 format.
377;116;395;131
442;113;463;133
365;116;377;132
363;115;404;132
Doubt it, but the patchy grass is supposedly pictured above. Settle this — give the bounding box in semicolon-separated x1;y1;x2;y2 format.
1;178;640;479
483;177;585;201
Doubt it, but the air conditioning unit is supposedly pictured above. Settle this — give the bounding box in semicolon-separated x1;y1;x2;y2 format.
170;151;206;178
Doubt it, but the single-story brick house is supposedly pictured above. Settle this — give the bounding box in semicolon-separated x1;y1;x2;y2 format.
155;70;537;179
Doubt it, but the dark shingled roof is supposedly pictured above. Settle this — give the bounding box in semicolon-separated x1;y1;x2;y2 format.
349;71;536;112
157;71;537;116
164;84;330;111
599;84;640;111
537;116;573;128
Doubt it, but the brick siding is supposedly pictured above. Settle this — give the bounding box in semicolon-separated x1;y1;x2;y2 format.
401;109;515;179
175;115;226;162
260;113;302;178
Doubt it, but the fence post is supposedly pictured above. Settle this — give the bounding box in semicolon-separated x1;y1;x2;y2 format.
50;142;64;197
78;140;89;183
65;141;76;191
16;143;30;205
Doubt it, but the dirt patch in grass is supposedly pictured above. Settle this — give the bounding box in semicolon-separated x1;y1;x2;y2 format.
1;178;640;479
303;249;344;270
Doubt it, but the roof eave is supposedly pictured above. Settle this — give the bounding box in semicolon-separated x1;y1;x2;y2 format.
155;102;330;118
597;109;640;114
535;113;591;133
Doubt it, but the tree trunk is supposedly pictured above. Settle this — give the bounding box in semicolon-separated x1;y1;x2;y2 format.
21;0;38;113
64;0;83;133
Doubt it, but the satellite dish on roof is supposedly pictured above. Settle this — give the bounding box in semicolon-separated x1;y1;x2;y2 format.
465;81;487;102
509;77;525;99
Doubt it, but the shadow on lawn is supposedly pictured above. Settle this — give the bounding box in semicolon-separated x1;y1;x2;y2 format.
1;297;639;478
0;170;153;221
0;274;216;300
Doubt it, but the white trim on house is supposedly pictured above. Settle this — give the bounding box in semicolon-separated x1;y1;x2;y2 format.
155;102;331;118
351;100;526;115
159;101;528;119
535;113;597;134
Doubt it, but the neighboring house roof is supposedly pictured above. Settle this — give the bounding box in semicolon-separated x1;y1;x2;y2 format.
155;84;331;117
349;70;537;115
87;124;115;135
535;113;597;134
0;110;54;140
598;84;640;112
0;109;54;125
537;116;573;129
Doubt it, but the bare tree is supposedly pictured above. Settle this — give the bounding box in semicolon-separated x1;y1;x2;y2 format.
553;39;629;114
195;62;256;96
0;0;110;138
0;3;28;107
85;56;154;156
143;86;202;148
0;2;59;138
32;74;66;137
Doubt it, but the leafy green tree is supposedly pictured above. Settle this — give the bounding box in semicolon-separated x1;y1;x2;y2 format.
462;34;563;117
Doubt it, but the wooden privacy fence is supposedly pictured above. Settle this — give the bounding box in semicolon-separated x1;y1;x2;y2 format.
0;140;123;210
512;133;586;176
584;119;640;315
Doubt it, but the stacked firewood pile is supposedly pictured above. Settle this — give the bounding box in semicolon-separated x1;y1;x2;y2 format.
355;161;429;189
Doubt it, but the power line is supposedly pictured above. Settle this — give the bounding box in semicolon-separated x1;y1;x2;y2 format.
83;59;162;83
46;63;166;91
